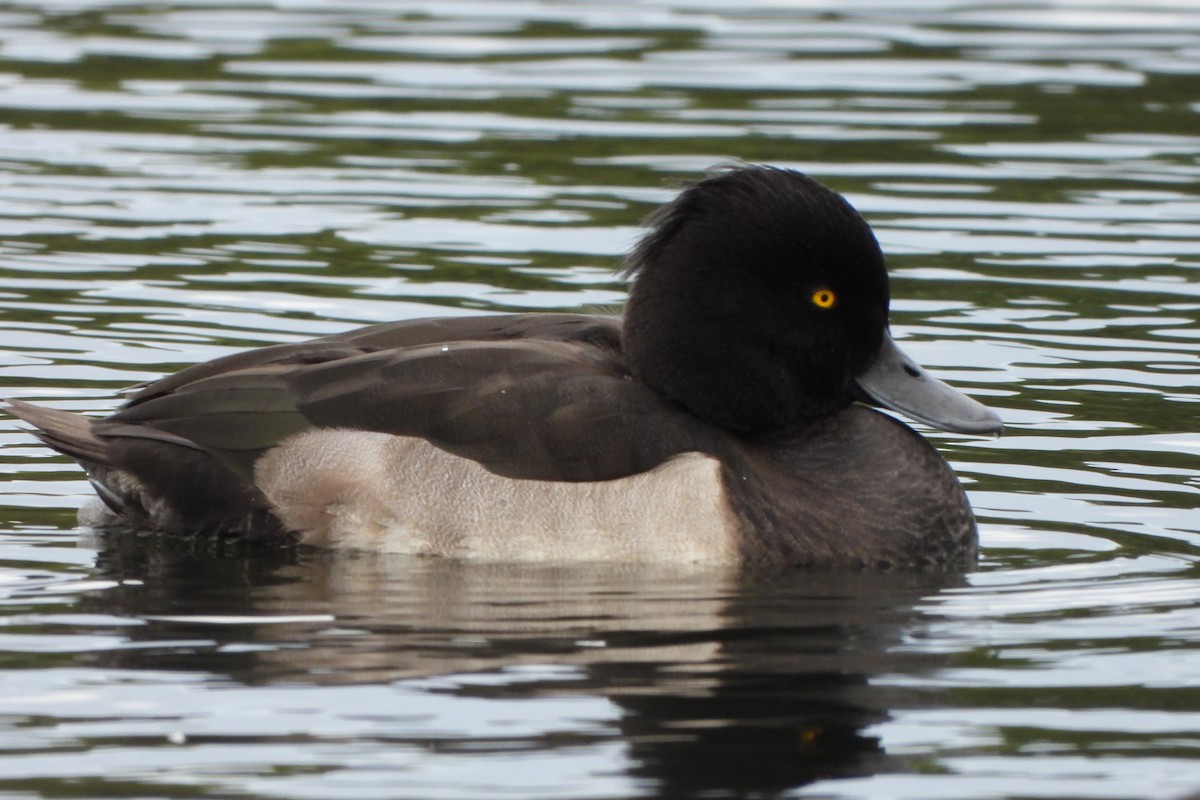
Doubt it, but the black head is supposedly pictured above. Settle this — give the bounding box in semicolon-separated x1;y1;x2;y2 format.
621;165;890;436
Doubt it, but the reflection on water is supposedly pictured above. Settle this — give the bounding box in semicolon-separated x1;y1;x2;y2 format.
25;536;954;798
1;0;1200;798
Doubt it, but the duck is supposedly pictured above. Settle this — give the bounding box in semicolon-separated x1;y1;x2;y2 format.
7;165;1002;570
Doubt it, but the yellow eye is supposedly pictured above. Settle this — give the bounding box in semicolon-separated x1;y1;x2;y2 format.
811;288;837;309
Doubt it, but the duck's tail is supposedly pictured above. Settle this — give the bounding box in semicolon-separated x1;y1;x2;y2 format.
6;399;136;521
6;399;111;467
6;399;283;538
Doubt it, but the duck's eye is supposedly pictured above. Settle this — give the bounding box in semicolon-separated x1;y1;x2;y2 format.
811;288;837;309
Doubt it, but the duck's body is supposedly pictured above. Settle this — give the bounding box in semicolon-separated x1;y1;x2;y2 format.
9;166;1001;570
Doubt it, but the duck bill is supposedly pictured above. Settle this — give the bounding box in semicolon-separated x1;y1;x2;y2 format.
854;332;1003;435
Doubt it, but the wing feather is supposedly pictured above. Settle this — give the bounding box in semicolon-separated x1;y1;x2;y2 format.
98;315;722;483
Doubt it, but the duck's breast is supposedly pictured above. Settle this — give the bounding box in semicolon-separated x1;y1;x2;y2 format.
723;406;978;570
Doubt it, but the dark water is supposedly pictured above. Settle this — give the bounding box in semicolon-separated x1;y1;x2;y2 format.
1;1;1199;798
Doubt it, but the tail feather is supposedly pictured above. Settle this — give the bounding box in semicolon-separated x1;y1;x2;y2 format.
6;398;281;538
5;399;111;466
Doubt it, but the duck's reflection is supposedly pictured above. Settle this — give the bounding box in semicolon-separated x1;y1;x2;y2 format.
86;534;961;796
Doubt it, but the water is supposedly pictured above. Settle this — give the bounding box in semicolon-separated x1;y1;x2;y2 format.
1;1;1199;797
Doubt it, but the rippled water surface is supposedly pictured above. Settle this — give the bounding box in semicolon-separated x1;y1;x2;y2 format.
2;1;1199;798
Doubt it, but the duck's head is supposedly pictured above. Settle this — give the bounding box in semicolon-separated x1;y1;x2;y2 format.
621;164;1001;437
